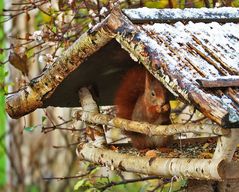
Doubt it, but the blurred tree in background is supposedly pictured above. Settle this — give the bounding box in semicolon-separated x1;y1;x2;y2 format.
0;0;7;189
0;0;239;191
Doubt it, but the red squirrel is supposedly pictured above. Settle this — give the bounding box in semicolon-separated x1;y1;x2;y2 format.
114;66;172;149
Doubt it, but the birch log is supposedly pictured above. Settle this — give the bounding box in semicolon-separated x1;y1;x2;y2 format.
75;111;230;136
77;143;227;180
78;88;99;115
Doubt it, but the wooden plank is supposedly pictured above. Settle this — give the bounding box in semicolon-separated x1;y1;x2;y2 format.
196;77;239;88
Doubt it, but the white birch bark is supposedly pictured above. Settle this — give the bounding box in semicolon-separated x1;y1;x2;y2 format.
75;111;230;136
77;143;225;180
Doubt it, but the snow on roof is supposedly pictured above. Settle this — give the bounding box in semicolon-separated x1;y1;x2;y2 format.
123;7;239;23
141;21;239;77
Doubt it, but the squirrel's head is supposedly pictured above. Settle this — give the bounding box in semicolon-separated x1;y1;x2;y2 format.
144;71;170;113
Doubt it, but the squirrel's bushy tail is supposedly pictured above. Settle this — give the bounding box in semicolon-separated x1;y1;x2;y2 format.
114;67;146;119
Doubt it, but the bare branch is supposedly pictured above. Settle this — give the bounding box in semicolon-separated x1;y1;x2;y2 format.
42;171;92;181
75;110;230;136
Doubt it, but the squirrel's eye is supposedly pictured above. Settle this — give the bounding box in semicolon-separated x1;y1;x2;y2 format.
151;91;155;97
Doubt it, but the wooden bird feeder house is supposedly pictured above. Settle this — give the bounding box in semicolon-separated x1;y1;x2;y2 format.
6;6;239;184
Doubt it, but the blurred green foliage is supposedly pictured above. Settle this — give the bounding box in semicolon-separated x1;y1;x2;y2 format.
73;163;187;192
0;0;6;188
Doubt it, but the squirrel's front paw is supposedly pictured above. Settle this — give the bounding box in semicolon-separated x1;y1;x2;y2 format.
161;103;170;112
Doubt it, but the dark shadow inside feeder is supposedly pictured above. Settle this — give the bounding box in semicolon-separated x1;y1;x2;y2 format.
42;40;138;108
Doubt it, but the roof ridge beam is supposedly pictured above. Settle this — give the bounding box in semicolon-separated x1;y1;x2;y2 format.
123;7;239;23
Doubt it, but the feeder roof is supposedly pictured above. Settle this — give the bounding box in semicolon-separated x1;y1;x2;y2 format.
6;7;239;128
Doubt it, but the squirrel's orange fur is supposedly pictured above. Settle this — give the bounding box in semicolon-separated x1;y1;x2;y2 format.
114;67;172;149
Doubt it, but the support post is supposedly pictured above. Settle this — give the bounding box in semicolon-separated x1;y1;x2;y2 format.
78;87;106;147
213;129;239;191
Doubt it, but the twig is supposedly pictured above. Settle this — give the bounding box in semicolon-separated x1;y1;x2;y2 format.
42;126;81;133
41;119;74;133
98;176;160;191
1;0;48;23
29;44;55;59
12;0;45;6
26;42;45;52
43;171;92;181
148;179;164;192
37;5;51;17
52;141;80;149
43;109;55;127
108;136;128;145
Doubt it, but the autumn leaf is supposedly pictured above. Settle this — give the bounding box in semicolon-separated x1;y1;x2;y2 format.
86;127;95;141
145;150;157;158
110;145;118;151
8;52;28;75
198;152;213;159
